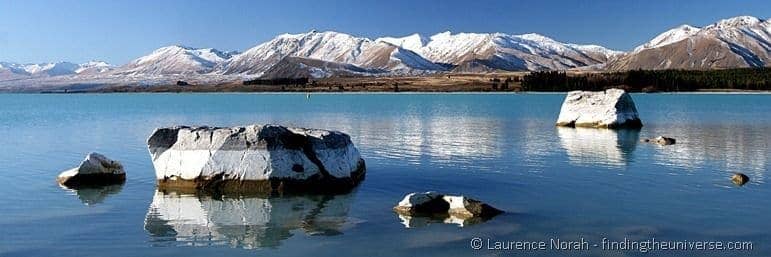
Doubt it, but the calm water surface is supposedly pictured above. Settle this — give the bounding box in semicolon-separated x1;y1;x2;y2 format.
0;93;769;257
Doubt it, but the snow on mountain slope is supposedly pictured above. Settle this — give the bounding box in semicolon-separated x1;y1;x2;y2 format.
375;33;429;52
419;31;496;65
260;56;384;79
609;15;771;70
0;60;116;83
0;62;30;75
116;45;235;75
410;31;620;71
23;62;80;76
632;25;701;53
75;61;114;74
0;62;31;80
567;44;624;59
222;30;445;76
0;61;87;78
3;29;622;84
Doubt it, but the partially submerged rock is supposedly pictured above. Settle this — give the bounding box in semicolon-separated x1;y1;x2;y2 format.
732;173;750;186
641;136;676;145
556;89;643;129
147;124;366;194
393;192;502;227
56;152;126;187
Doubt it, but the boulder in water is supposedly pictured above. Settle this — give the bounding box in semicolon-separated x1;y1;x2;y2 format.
556;89;643;129
393;192;502;222
641;136;676;145
732;173;750;186
57;152;126;187
147;124;366;194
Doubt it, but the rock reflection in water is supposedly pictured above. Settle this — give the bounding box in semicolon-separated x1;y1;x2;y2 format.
59;183;124;206
397;214;492;228
556;127;640;167
144;190;355;249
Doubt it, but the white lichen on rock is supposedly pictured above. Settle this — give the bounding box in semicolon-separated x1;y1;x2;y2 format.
556;88;643;129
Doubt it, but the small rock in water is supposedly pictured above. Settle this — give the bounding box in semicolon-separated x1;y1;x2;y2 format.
641;136;676;145
654;136;676;145
732;173;750;186
393;192;502;227
57;152;126;188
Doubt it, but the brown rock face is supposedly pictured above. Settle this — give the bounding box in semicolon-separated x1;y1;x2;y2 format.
607;36;752;70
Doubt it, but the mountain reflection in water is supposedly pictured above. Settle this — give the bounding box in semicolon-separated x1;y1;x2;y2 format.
144;190;356;249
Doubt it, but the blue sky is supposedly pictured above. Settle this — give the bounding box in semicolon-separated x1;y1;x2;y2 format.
1;0;769;64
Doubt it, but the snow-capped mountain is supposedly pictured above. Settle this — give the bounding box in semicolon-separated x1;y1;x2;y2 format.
75;61;114;74
260;56;385;79
608;15;771;70
0;62;30;80
567;44;624;60
376;31;621;71
116;45;236;75
22;62;79;76
222;30;445;77
632;25;701;53
0;61;114;80
376;33;430;52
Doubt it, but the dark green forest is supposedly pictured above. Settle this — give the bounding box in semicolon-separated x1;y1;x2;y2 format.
522;68;771;92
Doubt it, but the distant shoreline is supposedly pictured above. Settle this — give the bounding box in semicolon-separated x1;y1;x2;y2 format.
25;88;771;94
3;69;771;94
18;85;771;94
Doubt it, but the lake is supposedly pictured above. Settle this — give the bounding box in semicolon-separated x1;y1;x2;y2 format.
0;93;769;257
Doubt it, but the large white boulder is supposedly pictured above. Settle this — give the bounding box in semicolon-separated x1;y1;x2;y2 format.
57;152;126;187
147;124;366;193
556;88;643;129
393;192;502;227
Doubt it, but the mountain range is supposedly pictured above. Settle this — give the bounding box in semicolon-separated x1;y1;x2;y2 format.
607;15;771;70
0;61;112;80
1;15;770;87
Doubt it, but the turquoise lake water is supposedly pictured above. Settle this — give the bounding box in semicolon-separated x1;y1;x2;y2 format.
0;93;769;257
